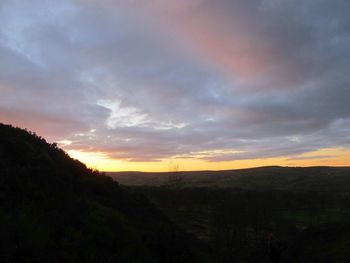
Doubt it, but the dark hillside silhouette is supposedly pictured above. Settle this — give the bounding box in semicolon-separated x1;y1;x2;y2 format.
0;123;212;263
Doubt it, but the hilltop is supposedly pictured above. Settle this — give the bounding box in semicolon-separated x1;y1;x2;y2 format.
0;123;211;263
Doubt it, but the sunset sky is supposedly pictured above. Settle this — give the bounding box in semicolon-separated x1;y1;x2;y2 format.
1;0;350;171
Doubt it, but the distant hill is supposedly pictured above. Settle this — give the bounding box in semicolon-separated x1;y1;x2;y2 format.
0;123;212;263
109;166;350;191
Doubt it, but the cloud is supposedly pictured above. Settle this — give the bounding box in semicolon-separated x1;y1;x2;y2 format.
287;155;336;161
1;0;350;164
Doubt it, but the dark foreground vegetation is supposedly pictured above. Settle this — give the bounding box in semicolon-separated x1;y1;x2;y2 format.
113;167;350;261
132;187;350;262
2;122;350;263
113;166;350;262
112;167;350;261
0;123;212;263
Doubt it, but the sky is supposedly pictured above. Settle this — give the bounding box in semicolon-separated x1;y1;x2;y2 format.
1;0;350;171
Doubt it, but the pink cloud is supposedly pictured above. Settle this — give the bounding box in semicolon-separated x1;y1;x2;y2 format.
0;107;87;140
133;1;276;78
80;0;271;78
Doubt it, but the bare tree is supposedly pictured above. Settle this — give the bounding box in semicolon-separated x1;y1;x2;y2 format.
166;162;185;187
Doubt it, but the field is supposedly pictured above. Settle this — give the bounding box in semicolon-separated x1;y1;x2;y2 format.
111;166;350;262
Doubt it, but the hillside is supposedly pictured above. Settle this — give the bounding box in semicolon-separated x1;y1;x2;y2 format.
0;123;212;263
110;166;350;191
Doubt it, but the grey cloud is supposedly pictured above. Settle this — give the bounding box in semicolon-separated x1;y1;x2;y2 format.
1;0;350;163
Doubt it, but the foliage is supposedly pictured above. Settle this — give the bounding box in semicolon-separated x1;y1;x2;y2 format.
136;187;350;262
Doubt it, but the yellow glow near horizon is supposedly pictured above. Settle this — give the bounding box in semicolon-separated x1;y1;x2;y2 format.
66;147;350;172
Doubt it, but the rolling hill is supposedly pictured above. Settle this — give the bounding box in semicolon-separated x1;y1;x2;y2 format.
110;166;350;191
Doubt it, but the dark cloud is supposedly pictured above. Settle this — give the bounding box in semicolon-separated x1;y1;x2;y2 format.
1;0;350;163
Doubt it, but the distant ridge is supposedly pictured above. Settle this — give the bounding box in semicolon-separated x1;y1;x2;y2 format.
109;166;350;191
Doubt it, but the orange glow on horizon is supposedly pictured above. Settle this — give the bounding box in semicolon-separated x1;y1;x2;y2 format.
67;147;350;172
